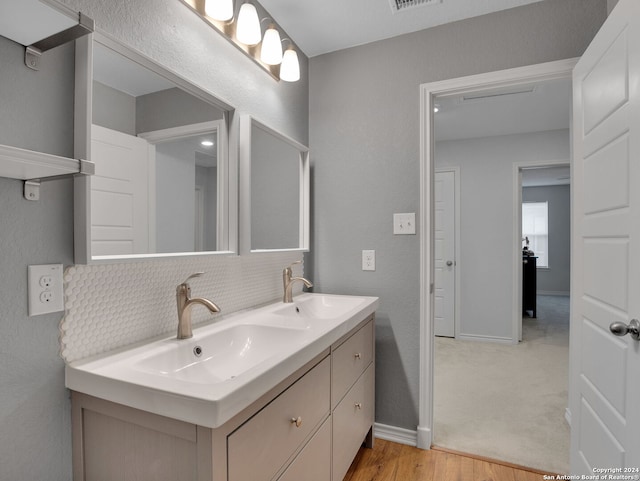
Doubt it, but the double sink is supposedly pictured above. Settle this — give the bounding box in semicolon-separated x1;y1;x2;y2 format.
65;293;378;428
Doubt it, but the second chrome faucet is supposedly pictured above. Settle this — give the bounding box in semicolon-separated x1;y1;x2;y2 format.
283;261;313;303
176;272;220;339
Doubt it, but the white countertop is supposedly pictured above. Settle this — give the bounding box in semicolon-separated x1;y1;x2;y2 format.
65;293;378;428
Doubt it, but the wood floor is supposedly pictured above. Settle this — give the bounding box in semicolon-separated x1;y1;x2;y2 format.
343;439;549;481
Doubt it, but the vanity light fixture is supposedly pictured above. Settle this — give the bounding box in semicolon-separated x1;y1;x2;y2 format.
280;45;300;82
260;24;283;65
204;0;234;21
236;2;261;45
179;0;300;82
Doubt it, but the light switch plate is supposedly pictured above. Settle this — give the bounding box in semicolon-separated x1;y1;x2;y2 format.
393;213;416;235
28;264;64;316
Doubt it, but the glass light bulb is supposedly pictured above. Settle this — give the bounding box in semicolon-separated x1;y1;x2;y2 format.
236;3;261;45
280;48;300;82
260;26;283;65
204;0;233;21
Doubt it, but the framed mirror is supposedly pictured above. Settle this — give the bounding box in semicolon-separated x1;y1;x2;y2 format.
74;33;236;263
239;115;309;254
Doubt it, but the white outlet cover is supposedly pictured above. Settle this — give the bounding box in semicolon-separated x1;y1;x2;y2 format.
28;264;64;316
362;250;376;271
393;213;416;235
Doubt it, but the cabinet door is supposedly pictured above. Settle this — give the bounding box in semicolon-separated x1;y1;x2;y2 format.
332;364;374;481
227;357;330;481
277;418;331;481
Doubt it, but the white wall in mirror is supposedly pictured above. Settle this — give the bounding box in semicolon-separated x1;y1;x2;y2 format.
74;33;235;263
239;115;309;254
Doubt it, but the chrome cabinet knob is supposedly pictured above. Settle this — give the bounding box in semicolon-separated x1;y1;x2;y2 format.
446;260;453;266
291;416;302;427
610;319;640;340
354;353;362;360
354;403;362;410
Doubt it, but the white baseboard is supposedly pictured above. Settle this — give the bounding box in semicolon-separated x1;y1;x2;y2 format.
537;290;570;296
374;423;418;447
457;334;514;344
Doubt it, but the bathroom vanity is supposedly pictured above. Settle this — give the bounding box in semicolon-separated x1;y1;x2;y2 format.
67;294;377;481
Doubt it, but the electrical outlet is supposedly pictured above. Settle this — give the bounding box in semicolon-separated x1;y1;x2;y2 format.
362;250;376;271
28;264;64;316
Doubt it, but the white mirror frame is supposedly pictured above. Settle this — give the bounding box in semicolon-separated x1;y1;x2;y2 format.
73;32;237;264
239;115;310;255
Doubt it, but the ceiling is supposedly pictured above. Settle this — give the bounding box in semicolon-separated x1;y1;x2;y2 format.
258;0;545;57
434;77;572;141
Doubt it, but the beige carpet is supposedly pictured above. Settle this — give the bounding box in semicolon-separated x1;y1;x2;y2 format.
433;295;570;474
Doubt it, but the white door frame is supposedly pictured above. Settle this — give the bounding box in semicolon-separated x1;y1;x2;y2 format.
417;58;578;449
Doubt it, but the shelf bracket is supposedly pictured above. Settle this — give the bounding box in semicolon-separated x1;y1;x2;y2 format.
23;159;94;201
24;180;41;201
25;12;94;71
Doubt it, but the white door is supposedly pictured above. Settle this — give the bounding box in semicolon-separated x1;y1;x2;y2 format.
571;0;640;471
434;171;456;337
91;124;151;256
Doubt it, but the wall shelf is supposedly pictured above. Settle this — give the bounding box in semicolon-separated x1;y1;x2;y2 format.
0;144;94;180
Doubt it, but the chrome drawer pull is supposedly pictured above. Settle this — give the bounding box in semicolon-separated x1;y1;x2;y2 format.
354;353;362;360
291;416;302;428
354;403;362;410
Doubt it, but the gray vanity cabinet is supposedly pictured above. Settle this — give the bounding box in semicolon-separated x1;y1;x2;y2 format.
71;315;375;481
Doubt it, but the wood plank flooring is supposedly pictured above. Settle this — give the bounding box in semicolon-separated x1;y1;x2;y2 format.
343;439;550;481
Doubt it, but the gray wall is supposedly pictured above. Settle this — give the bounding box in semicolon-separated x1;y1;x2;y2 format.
309;0;606;430
523;184;571;295
0;35;74;158
0;0;308;478
136;88;223;134
93;81;136;135
436;130;570;339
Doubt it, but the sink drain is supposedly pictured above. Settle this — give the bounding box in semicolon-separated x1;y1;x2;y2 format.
193;346;203;357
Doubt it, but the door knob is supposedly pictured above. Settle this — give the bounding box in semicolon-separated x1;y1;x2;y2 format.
446;260;453;266
609;319;640;340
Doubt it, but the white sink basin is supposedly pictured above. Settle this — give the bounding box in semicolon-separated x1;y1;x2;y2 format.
65;293;379;428
133;324;308;384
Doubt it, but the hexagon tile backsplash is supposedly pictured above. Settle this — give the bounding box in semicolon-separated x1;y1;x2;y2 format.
60;252;303;362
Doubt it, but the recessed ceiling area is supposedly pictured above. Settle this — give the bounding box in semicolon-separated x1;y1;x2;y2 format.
258;0;545;57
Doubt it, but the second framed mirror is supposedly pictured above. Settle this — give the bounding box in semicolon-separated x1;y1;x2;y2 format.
239;115;309;254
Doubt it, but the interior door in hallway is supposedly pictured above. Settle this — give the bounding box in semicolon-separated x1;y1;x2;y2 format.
434;170;456;337
570;0;640;471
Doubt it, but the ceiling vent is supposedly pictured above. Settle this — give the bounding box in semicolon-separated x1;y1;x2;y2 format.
389;0;442;14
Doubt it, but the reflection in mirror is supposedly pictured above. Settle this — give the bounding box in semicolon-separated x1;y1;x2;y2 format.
87;37;231;260
240;116;309;254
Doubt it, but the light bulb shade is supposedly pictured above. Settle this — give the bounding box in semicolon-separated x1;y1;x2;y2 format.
236;3;261;45
280;48;300;82
204;0;234;21
260;27;283;65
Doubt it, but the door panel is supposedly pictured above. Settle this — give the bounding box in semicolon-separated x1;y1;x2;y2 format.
571;0;640;471
434;171;455;337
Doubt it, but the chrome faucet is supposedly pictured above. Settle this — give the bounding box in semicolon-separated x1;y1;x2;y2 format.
283;261;313;303
176;272;221;339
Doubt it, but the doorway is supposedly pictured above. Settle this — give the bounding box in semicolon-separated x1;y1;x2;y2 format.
417;59;578;463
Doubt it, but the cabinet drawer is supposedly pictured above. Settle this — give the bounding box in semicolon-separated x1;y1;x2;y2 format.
277;417;331;481
227;357;330;481
332;364;374;481
331;320;373;408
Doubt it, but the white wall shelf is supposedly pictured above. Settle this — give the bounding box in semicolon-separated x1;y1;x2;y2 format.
0;144;94;181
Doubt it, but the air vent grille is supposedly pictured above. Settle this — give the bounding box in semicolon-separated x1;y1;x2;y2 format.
389;0;441;14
